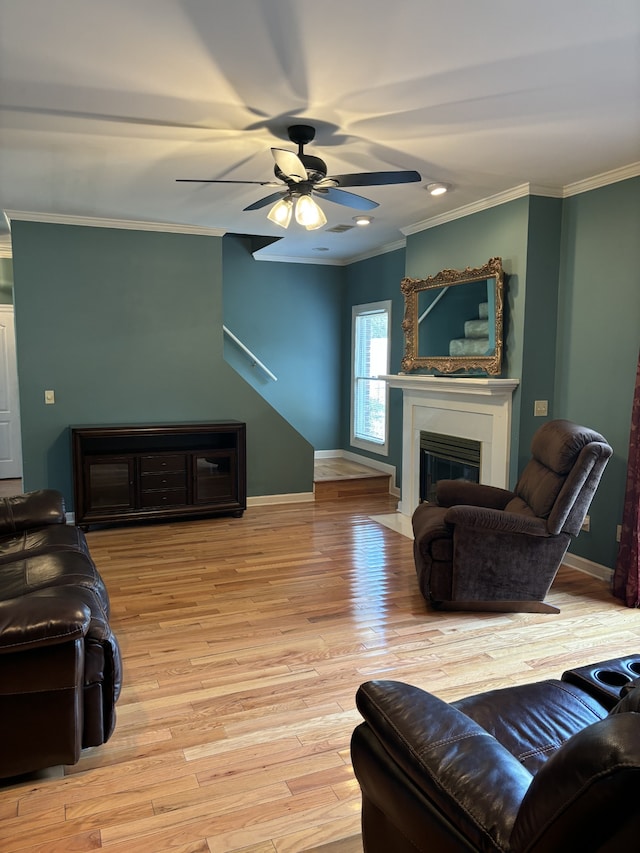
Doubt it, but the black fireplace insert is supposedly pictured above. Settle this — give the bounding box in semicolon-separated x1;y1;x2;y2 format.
419;431;481;503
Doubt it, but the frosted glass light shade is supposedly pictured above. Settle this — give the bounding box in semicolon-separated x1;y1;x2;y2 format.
294;195;327;230
267;197;293;228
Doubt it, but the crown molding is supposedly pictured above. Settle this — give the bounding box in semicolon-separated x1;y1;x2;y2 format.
3;210;226;238
251;236;407;266
250;250;343;266
345;238;407;265
402;184;533;235
402;163;640;235
561;162;640;197
528;183;565;198
3;163;638;259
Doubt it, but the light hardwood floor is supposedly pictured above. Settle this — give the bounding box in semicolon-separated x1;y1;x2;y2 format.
1;494;638;852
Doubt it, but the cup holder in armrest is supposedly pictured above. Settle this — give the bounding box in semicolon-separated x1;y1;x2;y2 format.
561;654;640;709
594;669;631;687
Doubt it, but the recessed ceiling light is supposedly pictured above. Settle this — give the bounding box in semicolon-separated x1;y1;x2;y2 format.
427;182;450;196
353;215;374;225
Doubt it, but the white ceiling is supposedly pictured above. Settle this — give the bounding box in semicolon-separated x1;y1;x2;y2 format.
1;0;639;263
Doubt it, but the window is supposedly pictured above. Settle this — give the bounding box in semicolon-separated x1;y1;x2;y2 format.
351;301;391;455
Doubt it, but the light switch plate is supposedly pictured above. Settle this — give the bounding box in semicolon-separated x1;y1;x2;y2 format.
44;389;55;405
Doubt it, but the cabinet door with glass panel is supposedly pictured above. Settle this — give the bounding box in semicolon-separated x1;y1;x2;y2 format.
192;449;238;505
84;454;135;514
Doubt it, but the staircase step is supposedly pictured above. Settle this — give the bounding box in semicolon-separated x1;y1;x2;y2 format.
314;474;391;501
464;318;489;338
449;337;491;356
314;457;391;501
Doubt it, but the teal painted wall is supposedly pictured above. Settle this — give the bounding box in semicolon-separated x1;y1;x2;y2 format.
556;177;640;567
7;175;638;570
517;195;563;473
404;197;532;483
342;248;406;488
340;184;636;572
222;235;343;449
10;221;313;508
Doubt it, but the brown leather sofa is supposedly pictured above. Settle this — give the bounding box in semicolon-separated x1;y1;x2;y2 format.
0;489;122;779
351;655;640;852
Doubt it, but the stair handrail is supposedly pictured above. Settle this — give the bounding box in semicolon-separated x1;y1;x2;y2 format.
223;326;278;382
418;286;449;325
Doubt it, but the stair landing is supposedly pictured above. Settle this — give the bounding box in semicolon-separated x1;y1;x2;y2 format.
314;457;391;500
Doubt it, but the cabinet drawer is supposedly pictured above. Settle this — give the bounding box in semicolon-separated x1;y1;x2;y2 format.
139;454;186;475
139;489;187;509
140;471;186;491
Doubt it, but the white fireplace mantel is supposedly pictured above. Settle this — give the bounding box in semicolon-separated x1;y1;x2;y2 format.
382;375;520;516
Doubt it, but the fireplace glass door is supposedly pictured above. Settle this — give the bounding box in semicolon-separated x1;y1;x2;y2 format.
419;432;481;503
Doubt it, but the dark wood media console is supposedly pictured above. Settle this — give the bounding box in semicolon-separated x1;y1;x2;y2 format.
71;422;246;529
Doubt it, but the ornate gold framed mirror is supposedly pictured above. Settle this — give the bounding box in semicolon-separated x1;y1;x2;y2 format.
401;257;504;375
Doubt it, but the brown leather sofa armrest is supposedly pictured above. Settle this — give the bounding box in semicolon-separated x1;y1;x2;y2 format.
445;504;550;536
355;680;532;851
0;588;91;652
511;715;640;851
436;479;515;509
0;489;66;534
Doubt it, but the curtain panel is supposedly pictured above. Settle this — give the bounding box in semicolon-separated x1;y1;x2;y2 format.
613;350;640;607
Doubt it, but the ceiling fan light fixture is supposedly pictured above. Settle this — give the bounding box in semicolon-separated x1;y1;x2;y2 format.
295;195;327;230
267;196;293;228
353;215;374;226
427;182;449;196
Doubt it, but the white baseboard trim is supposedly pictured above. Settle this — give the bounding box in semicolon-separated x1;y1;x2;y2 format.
247;492;315;507
563;552;613;583
314;449;399;497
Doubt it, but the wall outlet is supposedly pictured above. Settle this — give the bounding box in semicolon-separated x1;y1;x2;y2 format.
534;400;548;417
581;515;590;532
616;524;622;542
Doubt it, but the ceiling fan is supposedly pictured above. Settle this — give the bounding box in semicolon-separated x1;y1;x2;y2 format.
176;124;422;230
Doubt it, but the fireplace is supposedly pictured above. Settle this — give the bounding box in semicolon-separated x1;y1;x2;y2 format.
381;375;519;516
420;431;481;503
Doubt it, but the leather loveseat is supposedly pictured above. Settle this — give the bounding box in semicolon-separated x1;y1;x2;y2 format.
0;489;122;779
351;655;640;852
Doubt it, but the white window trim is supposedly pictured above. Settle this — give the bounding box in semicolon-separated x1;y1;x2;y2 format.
350;299;391;456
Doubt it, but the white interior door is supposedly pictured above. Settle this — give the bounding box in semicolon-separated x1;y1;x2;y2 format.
0;305;22;479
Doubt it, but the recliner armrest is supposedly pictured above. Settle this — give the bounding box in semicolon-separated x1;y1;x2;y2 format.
511;714;640;851
445;504;550;536
354;680;532;851
436;479;515;509
0;588;91;651
0;489;66;534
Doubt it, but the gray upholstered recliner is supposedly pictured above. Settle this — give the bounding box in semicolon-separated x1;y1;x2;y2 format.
412;419;612;613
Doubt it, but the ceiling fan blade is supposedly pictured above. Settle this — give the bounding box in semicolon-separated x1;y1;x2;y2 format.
243;191;288;211
176;179;280;186
271;148;306;182
325;170;422;188
315;187;379;211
